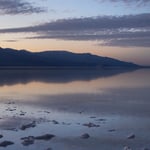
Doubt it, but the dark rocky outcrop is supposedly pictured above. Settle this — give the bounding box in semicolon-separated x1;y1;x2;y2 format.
0;141;14;147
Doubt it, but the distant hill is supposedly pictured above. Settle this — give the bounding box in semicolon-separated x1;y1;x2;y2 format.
0;47;140;68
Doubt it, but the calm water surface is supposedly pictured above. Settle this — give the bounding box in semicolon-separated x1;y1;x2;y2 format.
0;69;150;150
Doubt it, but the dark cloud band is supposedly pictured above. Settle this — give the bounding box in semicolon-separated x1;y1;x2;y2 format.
95;0;150;6
0;14;149;32
0;13;150;47
0;0;46;15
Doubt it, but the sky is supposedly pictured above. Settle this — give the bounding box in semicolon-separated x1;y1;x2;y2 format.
0;0;150;65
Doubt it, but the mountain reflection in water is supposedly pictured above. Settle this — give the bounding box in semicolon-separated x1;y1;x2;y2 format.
0;68;135;86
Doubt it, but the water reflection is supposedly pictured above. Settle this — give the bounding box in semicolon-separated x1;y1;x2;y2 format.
0;69;150;150
0;68;135;86
0;69;149;117
0;68;141;100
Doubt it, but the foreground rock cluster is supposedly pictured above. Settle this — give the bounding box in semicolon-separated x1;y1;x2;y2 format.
0;101;149;150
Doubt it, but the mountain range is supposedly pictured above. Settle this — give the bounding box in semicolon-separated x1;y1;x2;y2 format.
0;47;140;68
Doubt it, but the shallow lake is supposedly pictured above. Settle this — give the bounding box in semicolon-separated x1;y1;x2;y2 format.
0;68;150;150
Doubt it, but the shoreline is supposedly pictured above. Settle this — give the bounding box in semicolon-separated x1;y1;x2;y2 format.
0;66;144;70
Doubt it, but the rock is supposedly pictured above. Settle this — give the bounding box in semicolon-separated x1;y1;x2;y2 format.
123;146;132;150
7;101;15;105
21;136;34;146
44;111;50;114
97;118;106;121
20;121;36;130
0;135;3;138
127;134;135;139
46;148;52;150
52;120;59;124
22;140;34;146
142;148;149;150
90;116;96;119
83;122;100;128
21;136;34;140
62;122;71;125
108;129;116;132
20;111;26;116
81;133;90;139
0;141;14;147
6;108;16;111
6;128;18;131
20;113;25;116
35;134;55;140
79;111;84;114
21;137;34;146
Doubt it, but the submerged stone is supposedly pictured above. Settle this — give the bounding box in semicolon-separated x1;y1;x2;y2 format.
20;121;36;130
127;134;135;139
108;129;116;132
123;146;132;150
52;120;59;124
81;133;90;139
46;148;52;150
22;139;34;146
21;136;35;146
35;134;55;140
83;122;100;128
0;141;14;147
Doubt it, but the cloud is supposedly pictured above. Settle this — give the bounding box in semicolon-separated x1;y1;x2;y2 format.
3;40;18;42
0;13;150;47
0;0;46;15
95;0;150;6
102;38;150;47
0;14;149;32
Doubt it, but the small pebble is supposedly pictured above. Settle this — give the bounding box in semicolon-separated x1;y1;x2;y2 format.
83;122;100;128
35;134;55;140
81;133;90;139
52;120;59;124
46;148;52;150
127;134;135;139
123;146;132;150
22;138;34;146
108;129;116;132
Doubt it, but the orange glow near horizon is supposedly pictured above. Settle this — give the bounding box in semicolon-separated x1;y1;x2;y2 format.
1;38;150;66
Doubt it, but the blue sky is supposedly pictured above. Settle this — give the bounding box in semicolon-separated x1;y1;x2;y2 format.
0;0;150;65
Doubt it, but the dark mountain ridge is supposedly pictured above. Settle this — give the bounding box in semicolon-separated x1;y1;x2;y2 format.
0;47;140;68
